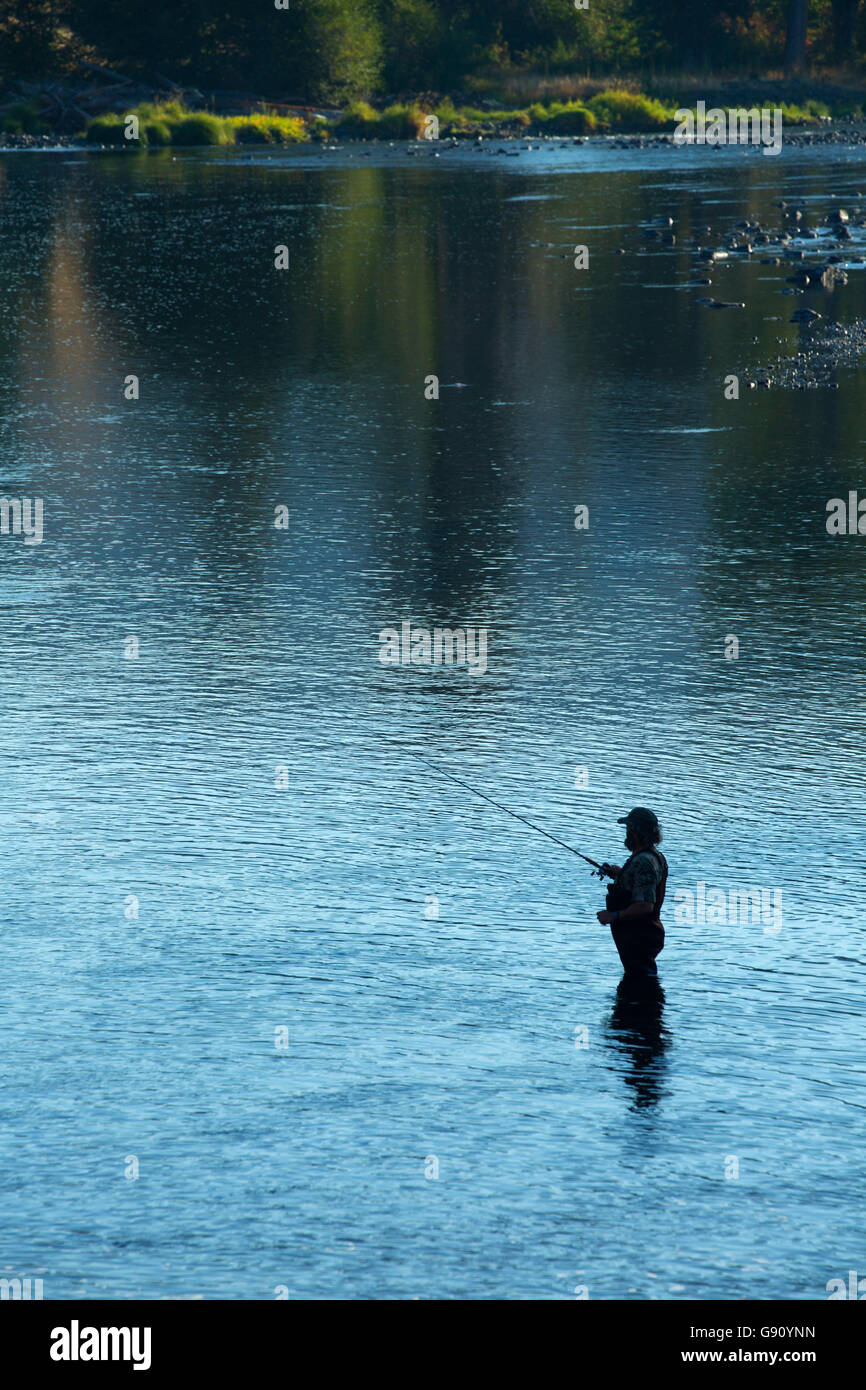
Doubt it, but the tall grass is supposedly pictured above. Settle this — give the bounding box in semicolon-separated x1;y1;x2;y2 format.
224;112;307;143
332;90;672;138
336;101;427;138
0;100;49;135
586;91;674;130
85;103;308;147
81;89;843;150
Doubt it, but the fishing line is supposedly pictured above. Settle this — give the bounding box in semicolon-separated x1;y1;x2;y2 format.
402;747;609;876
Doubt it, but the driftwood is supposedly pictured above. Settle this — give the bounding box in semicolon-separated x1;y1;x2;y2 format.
77;60;133;85
0;69;331;133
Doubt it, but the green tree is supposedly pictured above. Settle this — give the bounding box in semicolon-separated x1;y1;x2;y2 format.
0;0;67;77
785;0;810;67
379;0;439;91
830;0;861;58
301;0;383;103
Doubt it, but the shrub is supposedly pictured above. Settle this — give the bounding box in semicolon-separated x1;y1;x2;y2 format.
335;101;426;139
143;120;172;146
224;112;307;144
335;100;379;137
588;90;672;131
263;114;307;143
137;99;186;124
541;102;596;134
378;103;427;138
85;114;127;145
0;101;46;134
230;118;271;144
170;113;228;146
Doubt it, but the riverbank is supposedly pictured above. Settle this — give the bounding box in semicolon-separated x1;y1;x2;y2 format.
4;82;866;149
8;120;866;154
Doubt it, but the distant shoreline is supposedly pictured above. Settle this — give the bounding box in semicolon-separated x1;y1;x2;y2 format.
5;79;866;150
7;120;866;154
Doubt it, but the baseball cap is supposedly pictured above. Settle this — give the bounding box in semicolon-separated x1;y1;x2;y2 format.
617;807;660;833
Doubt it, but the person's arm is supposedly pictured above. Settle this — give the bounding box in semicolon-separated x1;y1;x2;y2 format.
609;900;653;923
597;855;659;925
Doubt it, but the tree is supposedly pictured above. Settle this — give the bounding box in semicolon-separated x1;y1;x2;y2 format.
785;0;810;69
300;0;382;102
0;0;67;76
830;0;861;59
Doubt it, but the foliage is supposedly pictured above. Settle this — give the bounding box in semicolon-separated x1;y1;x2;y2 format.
7;2;866;107
587;90;674;130
0;99;48;133
84;104;309;146
225;114;308;144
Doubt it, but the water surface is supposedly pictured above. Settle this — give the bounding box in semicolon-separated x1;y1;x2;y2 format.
0;141;864;1299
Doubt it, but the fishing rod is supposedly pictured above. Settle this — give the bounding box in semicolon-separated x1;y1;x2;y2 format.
404;749;611;878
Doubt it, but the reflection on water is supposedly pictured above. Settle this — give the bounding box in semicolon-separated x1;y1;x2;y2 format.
0;145;864;1300
607;978;671;1112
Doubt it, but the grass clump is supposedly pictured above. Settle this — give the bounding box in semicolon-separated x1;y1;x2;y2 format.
142;120;172;145
84;113;128;144
0;100;48;135
533;100;597;134
226;117;271;144
378;103;428;138
224;112;307;143
135;99;186;124
335;101;427;139
774;100;829;125
170;113;228;145
587;90;673;130
85;101;309;147
432;99;528;132
335;100;380;137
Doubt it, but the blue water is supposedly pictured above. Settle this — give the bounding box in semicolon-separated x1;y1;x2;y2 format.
0;140;864;1299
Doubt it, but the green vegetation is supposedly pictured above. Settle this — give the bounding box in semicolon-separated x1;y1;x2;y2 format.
329;90;835;140
586;91;673;131
84;102;308;147
535;104;597;136
5;3;866;107
74;88;853;147
0;99;48;134
225;113;309;144
3;2;866;145
335;100;386;137
83;112;126;144
167;113;228;146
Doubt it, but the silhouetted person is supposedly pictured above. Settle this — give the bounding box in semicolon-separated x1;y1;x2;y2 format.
596;807;668;978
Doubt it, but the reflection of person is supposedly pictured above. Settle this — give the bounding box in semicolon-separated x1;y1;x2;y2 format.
608;975;669;1110
596;808;668;978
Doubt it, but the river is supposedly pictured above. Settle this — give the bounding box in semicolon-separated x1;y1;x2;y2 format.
0;138;863;1299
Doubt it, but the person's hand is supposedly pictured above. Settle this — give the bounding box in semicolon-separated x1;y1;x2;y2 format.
597;910;614;925
601;863;620;878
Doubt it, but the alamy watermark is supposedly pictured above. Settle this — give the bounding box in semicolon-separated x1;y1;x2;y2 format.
826;491;866;534
50;1322;151;1370
674;102;783;157
673;881;782;934
1;1276;43;1299
0;496;43;544
827;1270;866;1299
379;621;488;675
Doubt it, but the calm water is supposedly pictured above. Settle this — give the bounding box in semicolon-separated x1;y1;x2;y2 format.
0;140;864;1300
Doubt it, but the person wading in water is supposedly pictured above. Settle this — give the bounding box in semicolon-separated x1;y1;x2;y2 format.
596;808;668;977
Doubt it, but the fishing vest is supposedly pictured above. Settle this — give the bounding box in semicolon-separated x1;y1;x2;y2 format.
606;848;668;923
